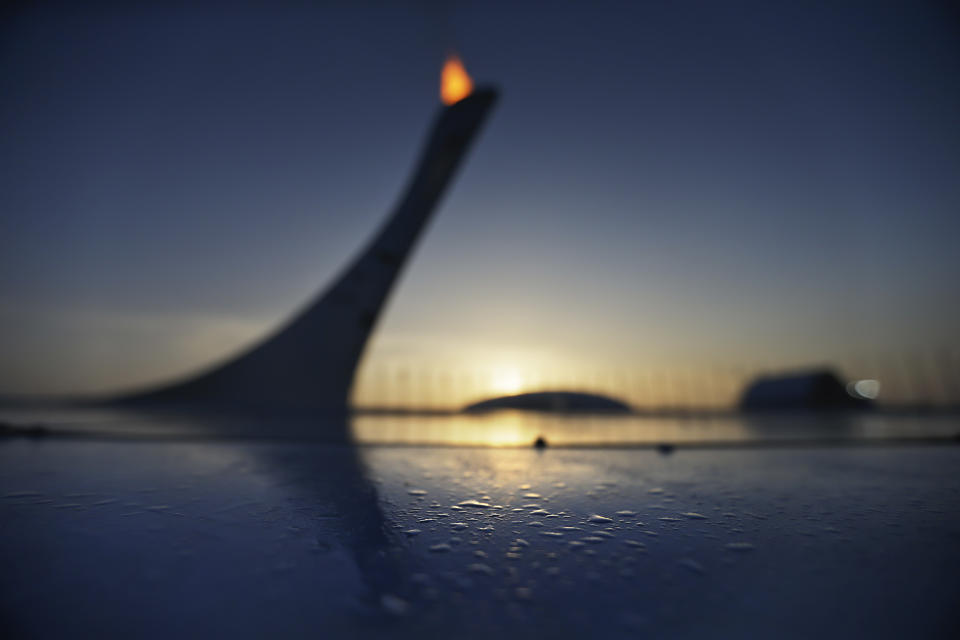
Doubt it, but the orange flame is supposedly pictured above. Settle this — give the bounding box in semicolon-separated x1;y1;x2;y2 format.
440;54;473;105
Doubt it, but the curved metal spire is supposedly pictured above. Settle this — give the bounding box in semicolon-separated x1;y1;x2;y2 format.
115;89;498;412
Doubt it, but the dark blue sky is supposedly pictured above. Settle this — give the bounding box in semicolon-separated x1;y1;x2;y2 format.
1;1;958;404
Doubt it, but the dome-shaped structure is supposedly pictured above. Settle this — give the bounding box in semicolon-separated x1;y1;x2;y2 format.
740;369;873;411
463;391;632;414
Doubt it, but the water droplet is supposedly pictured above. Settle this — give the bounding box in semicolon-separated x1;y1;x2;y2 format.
450;522;469;531
658;517;681;522
588;514;613;524
474;550;487;558
581;536;606;544
429;543;452;553
539;531;564;538
683;512;708;520
530;509;550;516
527;521;544;527
458;499;492;508
403;529;421;537
514;538;530;547
467;563;495;576
615;510;638;517
623;540;647;548
522;493;542;499
678;558;705;574
407;489;428;496
380;594;409;616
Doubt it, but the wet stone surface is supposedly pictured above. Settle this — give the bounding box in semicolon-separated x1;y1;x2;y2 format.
1;440;959;639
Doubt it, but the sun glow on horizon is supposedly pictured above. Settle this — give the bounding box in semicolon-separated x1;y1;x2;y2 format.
488;367;525;395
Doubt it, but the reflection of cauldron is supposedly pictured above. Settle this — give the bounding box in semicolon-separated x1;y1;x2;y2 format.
253;429;409;604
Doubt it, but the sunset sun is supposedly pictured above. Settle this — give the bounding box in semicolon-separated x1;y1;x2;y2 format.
489;368;524;395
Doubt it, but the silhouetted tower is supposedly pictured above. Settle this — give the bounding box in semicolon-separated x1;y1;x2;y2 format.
115;89;498;412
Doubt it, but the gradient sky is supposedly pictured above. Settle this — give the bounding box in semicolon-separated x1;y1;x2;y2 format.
1;1;958;405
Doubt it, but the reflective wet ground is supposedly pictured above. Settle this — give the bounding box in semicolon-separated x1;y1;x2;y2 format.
2;422;959;638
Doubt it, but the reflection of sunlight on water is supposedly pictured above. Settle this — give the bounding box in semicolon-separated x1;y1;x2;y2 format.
357;445;620;510
350;412;960;447
351;412;754;447
352;412;530;447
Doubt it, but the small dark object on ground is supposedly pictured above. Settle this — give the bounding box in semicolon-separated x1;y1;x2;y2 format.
657;443;675;455
534;436;548;449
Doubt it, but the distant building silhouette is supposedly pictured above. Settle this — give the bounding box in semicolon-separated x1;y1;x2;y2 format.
463;391;632;414
739;369;872;411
